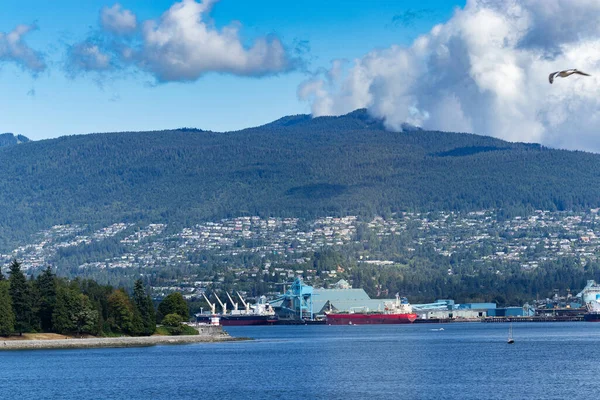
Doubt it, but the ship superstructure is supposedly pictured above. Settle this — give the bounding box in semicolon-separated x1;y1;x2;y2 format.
579;280;600;322
325;294;417;325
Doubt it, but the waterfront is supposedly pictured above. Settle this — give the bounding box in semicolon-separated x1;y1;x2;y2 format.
1;322;599;399
0;328;232;351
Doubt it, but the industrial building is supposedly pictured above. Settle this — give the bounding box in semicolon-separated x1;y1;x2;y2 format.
270;278;526;321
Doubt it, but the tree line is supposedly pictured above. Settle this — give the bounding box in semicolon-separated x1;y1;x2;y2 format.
0;260;191;337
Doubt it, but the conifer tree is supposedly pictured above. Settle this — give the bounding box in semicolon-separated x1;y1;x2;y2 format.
52;286;77;334
28;275;42;332
8;260;32;335
133;279;156;336
52;287;98;335
37;267;57;332
0;281;15;336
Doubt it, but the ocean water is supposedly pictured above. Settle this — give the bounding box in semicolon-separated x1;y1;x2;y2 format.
1;322;599;399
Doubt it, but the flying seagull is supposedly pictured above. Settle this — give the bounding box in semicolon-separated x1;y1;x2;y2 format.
548;69;591;84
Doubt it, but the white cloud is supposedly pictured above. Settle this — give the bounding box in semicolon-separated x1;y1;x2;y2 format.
299;0;600;152
66;43;112;77
0;24;46;73
68;0;295;81
101;4;137;35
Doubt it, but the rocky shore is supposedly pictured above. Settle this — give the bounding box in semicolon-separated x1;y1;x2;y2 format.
0;326;243;351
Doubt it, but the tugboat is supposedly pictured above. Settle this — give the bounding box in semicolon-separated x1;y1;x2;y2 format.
325;294;418;325
196;292;278;326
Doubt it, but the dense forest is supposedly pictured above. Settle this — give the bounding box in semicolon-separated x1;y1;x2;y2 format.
0;260;193;337
0;133;30;148
1;109;600;250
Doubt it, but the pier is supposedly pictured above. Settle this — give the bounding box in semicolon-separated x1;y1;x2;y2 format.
482;316;583;323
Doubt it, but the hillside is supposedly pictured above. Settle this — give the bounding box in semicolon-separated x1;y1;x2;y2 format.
0;109;599;250
0;133;30;147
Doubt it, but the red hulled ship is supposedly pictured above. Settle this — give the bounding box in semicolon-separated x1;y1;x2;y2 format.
326;294;418;325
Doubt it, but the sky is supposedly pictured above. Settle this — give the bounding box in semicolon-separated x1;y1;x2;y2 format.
1;0;599;152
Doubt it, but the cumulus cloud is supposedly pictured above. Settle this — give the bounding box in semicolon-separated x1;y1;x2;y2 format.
68;0;295;81
0;24;46;73
299;0;600;152
66;42;112;77
101;4;137;35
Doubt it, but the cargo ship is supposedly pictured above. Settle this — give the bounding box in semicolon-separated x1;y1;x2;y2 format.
326;294;418;325
584;299;600;322
580;280;600;322
196;292;278;326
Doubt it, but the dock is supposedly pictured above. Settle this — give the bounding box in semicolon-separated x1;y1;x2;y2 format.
482;315;583;323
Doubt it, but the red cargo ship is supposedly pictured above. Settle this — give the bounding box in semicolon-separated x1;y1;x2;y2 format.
326;295;418;325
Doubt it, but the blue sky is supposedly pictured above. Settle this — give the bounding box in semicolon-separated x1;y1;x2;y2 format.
0;0;463;140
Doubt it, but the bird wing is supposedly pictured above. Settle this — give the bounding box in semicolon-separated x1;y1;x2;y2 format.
548;72;558;84
573;70;591;76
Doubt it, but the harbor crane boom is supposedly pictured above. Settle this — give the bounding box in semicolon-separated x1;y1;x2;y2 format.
202;293;216;315
237;291;251;311
226;292;239;311
213;292;227;314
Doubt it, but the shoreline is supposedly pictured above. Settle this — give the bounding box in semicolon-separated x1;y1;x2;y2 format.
0;330;246;351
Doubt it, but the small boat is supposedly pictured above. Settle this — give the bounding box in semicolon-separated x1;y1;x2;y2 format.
507;323;514;344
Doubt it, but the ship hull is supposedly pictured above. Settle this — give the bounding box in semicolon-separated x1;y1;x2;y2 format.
326;313;418;325
196;314;277;326
584;313;600;322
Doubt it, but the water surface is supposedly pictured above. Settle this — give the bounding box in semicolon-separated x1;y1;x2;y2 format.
1;322;598;399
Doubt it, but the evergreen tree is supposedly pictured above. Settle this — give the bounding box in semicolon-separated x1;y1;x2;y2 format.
157;292;189;322
107;290;139;335
133;279;156;336
52;287;98;335
0;281;15;336
8;260;32;335
52;287;77;334
36;267;57;332
28;275;42;332
0;269;4;281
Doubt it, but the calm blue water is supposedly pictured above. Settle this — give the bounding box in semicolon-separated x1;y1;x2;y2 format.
1;322;599;399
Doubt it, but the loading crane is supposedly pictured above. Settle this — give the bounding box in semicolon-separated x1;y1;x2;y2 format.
237;291;251;312
213;292;227;315
226;292;239;312
202;293;216;315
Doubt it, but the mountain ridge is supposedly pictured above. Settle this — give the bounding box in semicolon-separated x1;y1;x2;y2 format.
0;109;597;250
0;133;30;147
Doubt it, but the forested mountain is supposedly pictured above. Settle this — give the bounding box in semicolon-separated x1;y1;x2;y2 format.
0;133;29;147
0;109;599;250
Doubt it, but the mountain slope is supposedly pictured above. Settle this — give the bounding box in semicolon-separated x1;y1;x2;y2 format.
0;133;30;147
0;109;598;249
